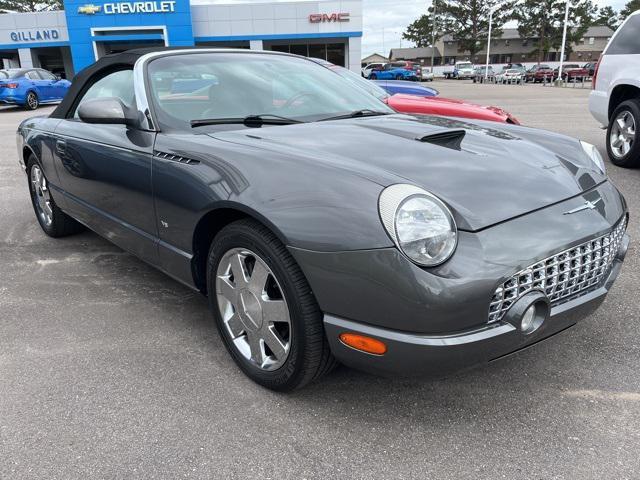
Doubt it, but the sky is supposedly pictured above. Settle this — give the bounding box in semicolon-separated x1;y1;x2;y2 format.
361;0;629;58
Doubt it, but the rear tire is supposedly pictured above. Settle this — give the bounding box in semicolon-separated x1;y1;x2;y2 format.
207;218;336;391
606;98;640;168
27;155;84;237
24;91;39;110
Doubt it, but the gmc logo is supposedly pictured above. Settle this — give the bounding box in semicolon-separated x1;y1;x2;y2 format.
309;12;350;23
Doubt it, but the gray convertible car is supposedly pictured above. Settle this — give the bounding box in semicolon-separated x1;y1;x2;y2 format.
17;48;629;391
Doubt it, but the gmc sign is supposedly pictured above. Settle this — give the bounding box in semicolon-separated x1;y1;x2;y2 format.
309;12;350;23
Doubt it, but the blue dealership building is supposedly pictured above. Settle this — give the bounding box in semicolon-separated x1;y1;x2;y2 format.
0;0;362;77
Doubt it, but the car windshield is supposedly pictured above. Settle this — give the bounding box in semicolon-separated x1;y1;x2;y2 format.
330;65;389;101
458;63;472;68
147;52;393;129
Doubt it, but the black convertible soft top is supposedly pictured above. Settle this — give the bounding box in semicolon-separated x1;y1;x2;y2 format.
50;47;184;119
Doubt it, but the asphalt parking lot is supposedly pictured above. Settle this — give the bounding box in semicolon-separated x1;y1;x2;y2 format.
2;81;640;479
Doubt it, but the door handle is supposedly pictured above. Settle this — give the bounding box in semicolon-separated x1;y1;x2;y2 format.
55;139;66;154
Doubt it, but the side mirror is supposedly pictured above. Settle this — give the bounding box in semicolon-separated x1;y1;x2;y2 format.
77;97;138;127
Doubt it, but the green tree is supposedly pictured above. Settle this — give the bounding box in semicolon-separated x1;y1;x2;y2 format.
0;0;62;12
514;0;597;63
403;0;515;57
402;8;450;48
620;0;640;21
594;6;619;30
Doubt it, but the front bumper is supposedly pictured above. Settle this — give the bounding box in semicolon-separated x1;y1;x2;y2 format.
290;180;628;376
324;241;627;377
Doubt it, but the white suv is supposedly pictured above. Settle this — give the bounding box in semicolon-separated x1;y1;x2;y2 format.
589;10;640;167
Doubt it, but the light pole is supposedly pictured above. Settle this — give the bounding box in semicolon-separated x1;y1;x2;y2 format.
558;1;572;83
431;0;437;73
484;7;495;81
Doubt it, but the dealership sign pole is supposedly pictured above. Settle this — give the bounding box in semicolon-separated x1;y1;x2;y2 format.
431;0;436;73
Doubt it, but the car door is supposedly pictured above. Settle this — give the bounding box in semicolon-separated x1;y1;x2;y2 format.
37;69;62;99
24;70;53;100
52;68;158;263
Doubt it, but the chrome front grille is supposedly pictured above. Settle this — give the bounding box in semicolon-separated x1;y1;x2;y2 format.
489;217;627;323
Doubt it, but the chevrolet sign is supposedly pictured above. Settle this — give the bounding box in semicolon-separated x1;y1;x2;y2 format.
77;4;102;14
104;1;176;13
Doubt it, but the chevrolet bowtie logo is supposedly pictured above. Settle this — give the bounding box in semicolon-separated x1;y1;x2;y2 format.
77;4;102;14
563;198;602;215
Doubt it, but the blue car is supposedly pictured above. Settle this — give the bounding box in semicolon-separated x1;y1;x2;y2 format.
0;68;71;110
368;63;417;81
372;79;439;97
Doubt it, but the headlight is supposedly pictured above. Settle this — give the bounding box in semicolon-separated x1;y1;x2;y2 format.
580;140;606;174
379;184;457;267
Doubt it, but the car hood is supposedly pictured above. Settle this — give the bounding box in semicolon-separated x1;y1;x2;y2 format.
208;114;605;231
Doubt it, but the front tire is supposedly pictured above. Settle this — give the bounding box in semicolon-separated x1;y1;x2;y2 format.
27;156;84;237
207;219;336;391
607;99;640;168
24;91;39;110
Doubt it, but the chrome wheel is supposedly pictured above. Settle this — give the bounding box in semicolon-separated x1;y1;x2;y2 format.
26;92;38;110
30;165;53;226
216;248;291;371
610;110;636;158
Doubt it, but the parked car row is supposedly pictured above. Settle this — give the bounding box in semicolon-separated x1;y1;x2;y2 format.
473;62;592;84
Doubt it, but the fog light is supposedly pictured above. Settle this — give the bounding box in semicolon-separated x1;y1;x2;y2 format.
521;304;536;332
339;333;387;355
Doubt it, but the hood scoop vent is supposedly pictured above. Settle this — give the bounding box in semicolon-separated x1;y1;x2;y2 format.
416;129;466;151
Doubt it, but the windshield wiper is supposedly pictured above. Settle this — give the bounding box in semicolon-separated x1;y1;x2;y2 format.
191;114;304;128
317;109;392;122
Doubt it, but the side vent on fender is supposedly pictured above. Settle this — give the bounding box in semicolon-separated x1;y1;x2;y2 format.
154;151;200;165
416;129;466;151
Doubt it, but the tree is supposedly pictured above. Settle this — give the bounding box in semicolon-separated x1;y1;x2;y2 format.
403;0;515;57
0;0;61;12
620;0;640;21
594;6;620;30
514;0;597;63
402;6;452;48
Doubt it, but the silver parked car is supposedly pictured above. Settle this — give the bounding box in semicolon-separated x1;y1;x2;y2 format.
589;10;640;167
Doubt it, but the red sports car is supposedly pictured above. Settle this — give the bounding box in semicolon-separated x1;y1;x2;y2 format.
324;61;520;125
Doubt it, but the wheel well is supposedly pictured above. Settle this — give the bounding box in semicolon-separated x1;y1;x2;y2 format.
191;207;288;295
609;85;640;120
23;146;36;167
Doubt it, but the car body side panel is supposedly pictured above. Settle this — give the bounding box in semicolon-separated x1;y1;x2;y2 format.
291;180;626;334
151;132;394;261
52;120;158;264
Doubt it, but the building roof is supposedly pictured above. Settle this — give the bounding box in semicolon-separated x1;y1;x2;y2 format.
389;46;441;60
361;53;388;63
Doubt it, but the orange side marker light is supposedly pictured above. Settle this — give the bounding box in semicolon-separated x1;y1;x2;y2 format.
339;333;387;355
